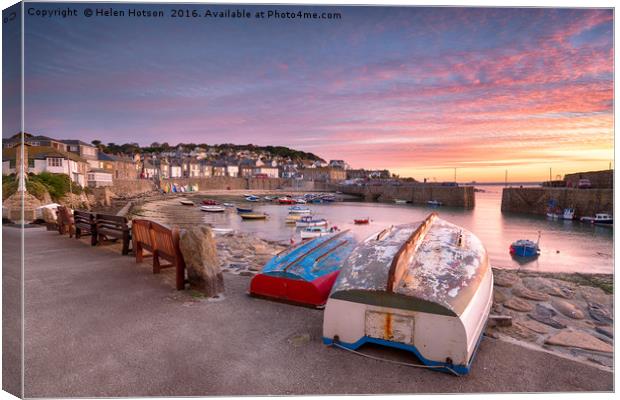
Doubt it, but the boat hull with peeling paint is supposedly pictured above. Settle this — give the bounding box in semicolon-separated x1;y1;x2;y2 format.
250;230;358;308
322;213;493;375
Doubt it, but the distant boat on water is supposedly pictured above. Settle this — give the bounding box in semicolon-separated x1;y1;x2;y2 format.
200;205;226;213
509;232;541;257
427;200;443;207
581;213;613;226
394;199;408;204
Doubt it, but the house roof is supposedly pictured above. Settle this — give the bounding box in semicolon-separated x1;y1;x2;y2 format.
61;139;96;147
2;146;88;163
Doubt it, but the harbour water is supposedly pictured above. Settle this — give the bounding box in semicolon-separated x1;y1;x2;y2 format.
195;187;613;274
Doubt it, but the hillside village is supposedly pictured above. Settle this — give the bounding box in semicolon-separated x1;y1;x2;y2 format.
2;133;392;189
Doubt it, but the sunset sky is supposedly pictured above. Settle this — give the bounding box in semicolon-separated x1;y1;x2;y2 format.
5;4;614;182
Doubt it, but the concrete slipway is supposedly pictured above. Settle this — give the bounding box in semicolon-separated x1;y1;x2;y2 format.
2;227;613;397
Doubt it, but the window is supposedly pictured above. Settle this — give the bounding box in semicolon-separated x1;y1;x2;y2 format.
48;158;63;167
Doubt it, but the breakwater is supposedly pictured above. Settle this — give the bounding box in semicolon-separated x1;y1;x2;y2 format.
333;183;475;208
501;187;613;217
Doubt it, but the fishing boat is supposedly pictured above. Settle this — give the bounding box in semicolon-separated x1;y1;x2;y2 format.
294;198;307;204
322;213;493;375
296;216;328;227
246;195;260;202
581;213;613;225
200;205;226;213
300;226;330;239
394;199;408;204
278;197;295;205
240;213;268;220
427;200;443;207
223;203;235;208
561;208;575;220
509;232;541;257
288;205;311;214
354;218;369;224
285;215;302;224
249;230;358;307
236;207;253;213
180;200;194;206
202;199;220;205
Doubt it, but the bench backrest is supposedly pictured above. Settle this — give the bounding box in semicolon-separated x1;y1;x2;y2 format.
132;219;153;248
74;210;94;225
150;221;181;261
96;213;129;231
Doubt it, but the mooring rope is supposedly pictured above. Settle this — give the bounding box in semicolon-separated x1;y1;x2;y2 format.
327;341;463;377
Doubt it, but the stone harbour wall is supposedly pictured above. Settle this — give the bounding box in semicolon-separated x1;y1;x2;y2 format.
335;184;476;208
501;187;613;217
564;169;613;189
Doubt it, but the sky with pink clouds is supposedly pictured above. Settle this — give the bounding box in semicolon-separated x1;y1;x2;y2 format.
5;4;614;182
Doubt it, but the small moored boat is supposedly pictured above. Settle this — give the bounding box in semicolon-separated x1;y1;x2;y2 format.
427;200;443;207
278;197;296;205
289;205;311;214
180;200;194;206
202;199;220;205
354;218;369;224
581;213;613;225
249;230;358;307
200;205;226;213
322;213;493;375
509;232;541;257
240;213;268;220
285;215;302;224
223;203;235;208
246;195;260;202
236;207;253;213
296;216;328;227
561;208;575;220
300;226;330;239
394;199;408;204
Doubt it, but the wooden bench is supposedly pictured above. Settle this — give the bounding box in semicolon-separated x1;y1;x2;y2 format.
132;219;155;263
132;219;186;290
74;210;97;246
95;213;131;255
56;206;75;237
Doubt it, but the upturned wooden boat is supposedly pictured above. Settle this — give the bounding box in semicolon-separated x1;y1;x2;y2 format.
322;213;493;375
240;213;268;220
250;230;358;307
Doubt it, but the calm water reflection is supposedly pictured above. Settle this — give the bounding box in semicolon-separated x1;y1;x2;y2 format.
199;187;613;274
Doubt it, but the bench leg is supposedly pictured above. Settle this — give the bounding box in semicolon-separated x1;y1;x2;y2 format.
153;251;161;274
90;227;98;246
135;242;143;263
175;259;186;290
